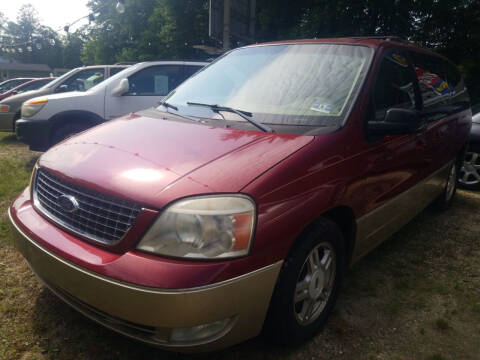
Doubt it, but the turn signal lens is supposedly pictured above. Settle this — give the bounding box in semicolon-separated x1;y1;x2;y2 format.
21;98;48;118
25;98;48;105
0;105;9;112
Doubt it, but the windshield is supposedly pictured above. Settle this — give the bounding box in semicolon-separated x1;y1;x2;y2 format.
42;69;78;89
0;79;30;92
161;44;373;133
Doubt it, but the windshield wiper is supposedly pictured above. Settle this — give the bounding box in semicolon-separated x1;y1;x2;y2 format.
157;100;201;123
158;100;178;111
186;102;273;133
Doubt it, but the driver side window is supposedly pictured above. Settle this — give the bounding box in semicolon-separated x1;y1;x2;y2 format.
372;51;417;121
126;65;183;96
61;68;105;92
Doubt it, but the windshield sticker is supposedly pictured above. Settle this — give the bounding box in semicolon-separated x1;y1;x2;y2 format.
310;102;333;114
386;51;409;67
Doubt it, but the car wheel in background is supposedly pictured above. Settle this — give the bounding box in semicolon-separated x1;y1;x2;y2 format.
264;218;345;346
51;123;89;147
458;151;480;191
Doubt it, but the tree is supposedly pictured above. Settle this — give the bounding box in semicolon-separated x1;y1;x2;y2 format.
63;32;86;68
0;5;63;68
81;0;211;64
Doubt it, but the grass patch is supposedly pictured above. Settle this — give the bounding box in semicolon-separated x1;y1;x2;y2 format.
428;354;446;360
435;318;450;331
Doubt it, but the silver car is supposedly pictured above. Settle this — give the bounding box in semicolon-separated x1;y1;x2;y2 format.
0;65;128;132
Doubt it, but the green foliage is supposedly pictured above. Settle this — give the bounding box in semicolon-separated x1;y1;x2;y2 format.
0;1;479;103
63;33;86;68
0;5;64;68
254;0;480;103
81;0;211;64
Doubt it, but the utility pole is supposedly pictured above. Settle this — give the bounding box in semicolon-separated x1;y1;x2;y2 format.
249;0;256;40
223;0;230;51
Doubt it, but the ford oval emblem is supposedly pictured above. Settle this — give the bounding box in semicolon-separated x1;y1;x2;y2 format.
57;194;80;213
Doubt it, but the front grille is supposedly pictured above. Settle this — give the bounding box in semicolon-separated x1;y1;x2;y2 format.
33;168;142;245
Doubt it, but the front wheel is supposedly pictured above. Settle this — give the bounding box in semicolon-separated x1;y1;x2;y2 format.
264;218;345;345
434;161;458;210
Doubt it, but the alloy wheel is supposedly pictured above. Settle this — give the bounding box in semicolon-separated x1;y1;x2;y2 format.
294;242;336;326
459;152;480;186
445;163;457;201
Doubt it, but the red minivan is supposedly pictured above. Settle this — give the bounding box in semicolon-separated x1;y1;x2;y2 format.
9;38;472;351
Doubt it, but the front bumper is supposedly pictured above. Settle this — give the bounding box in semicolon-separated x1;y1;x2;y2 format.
16;118;52;151
8;206;281;352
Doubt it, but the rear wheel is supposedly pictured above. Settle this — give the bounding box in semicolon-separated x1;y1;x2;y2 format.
264;218;345;346
458;151;480;190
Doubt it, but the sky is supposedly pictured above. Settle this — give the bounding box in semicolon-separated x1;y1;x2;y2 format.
2;0;91;32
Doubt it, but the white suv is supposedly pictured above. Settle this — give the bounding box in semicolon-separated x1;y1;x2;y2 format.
16;61;207;151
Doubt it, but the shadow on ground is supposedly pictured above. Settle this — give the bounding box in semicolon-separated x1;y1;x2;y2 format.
0;134;18;145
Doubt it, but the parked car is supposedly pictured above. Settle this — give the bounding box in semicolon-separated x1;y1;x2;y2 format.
0;65;128;132
0;78;34;93
9;38;471;351
0;78;55;101
459;109;480;189
16;61;207;151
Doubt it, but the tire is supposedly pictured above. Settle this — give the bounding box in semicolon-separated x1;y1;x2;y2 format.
12;112;21;132
434;160;459;210
458;151;480;191
51;123;89;147
264;218;346;346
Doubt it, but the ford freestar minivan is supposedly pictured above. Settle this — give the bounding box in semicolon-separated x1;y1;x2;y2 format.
9;38;471;352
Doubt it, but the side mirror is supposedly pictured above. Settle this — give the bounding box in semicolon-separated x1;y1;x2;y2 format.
112;78;129;96
368;108;426;135
55;84;69;93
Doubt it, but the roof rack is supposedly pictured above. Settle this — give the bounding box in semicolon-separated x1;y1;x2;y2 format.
344;36;411;43
114;59;211;65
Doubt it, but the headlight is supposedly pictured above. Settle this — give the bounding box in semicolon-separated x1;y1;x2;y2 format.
0;104;10;112
21;98;48;118
137;195;256;259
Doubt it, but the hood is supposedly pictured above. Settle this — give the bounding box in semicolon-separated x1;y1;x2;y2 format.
40;90;90;101
1;87;52;105
38;114;313;209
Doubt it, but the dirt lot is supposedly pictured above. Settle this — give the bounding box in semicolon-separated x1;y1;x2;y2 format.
0;132;479;360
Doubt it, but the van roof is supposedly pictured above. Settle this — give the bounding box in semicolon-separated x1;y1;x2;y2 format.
248;36;449;62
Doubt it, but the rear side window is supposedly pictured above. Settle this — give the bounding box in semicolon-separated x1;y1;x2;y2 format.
443;61;469;106
110;67;126;76
127;65;183;96
17;79;51;93
183;65;203;79
410;52;452;109
372;50;417;121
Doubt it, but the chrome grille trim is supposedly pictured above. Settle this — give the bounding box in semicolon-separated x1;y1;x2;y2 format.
33;169;141;245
